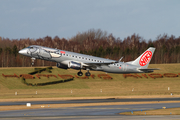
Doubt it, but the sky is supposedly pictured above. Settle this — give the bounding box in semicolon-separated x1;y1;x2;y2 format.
0;0;180;41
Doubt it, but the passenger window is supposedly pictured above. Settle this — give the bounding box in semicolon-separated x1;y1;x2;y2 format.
82;57;84;59
75;56;77;58
79;57;81;59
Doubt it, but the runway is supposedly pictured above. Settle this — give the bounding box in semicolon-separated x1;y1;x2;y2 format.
0;98;180;120
0;97;180;106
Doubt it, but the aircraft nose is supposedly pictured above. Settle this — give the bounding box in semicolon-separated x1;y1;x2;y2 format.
18;48;28;55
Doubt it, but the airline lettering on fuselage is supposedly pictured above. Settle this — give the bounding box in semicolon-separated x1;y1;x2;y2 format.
139;51;152;66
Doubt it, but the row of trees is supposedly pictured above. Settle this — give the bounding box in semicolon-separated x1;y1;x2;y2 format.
0;29;180;67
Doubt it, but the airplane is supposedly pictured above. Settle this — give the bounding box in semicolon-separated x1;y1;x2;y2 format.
19;45;158;76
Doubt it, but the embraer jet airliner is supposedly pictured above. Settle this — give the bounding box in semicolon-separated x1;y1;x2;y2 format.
19;45;158;76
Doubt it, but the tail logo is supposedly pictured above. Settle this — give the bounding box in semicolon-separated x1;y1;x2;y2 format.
139;51;152;66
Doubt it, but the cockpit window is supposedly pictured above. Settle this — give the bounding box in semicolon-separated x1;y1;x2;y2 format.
27;46;34;49
29;46;37;53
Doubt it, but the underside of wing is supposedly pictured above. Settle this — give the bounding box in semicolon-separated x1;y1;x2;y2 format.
84;62;115;67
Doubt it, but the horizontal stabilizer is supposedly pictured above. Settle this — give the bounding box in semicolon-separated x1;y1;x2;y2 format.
138;68;160;73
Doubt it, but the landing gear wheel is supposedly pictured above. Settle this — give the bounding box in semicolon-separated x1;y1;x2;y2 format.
85;72;91;76
77;71;83;76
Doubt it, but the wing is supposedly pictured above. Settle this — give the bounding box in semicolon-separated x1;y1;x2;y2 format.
84;62;115;67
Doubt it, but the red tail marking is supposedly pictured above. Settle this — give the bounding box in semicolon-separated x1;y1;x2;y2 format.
139;51;152;66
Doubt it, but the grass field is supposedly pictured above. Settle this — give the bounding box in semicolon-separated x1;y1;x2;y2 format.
0;64;180;99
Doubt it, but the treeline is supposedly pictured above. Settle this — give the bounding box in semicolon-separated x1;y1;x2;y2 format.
0;29;180;67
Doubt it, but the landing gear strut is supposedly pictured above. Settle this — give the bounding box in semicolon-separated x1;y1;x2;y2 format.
31;58;36;66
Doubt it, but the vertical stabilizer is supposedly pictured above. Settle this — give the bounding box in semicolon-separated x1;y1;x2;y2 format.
129;47;155;69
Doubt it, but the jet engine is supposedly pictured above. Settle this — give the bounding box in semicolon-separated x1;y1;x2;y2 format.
56;63;68;69
68;61;81;70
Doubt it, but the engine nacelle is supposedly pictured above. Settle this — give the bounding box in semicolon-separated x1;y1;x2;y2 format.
68;61;81;70
56;63;68;69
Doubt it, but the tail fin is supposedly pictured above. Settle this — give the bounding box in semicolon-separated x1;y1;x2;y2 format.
129;47;155;69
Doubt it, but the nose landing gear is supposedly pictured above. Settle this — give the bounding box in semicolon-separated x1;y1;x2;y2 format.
31;58;36;66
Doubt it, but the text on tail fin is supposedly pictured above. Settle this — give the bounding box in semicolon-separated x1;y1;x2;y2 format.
128;47;155;69
139;50;152;66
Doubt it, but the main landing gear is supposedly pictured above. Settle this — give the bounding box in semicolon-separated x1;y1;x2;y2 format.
85;70;91;76
77;69;91;77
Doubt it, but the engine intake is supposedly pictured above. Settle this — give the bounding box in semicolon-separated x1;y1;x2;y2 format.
68;61;81;70
56;63;68;69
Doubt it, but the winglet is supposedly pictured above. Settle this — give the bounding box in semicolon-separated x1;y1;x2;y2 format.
118;57;123;62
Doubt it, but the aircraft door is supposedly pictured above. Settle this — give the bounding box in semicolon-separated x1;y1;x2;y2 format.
38;47;43;56
27;48;31;55
122;63;127;71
